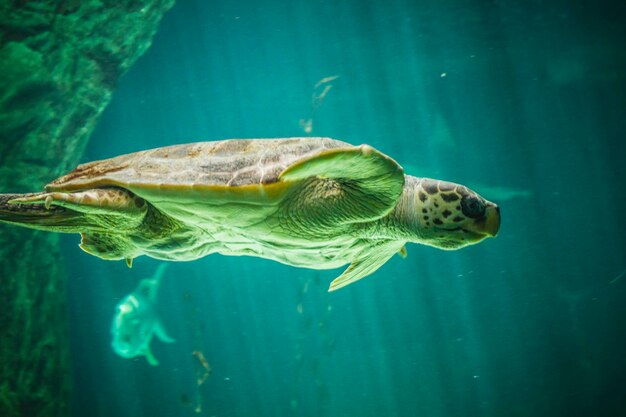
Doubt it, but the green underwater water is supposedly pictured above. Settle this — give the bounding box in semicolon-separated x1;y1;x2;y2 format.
9;0;626;416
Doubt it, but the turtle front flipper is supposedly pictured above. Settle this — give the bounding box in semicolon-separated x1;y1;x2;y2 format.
329;240;406;291
278;145;405;232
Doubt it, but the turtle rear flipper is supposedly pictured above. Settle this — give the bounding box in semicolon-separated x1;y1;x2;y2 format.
11;188;146;217
0;193;86;232
0;188;147;233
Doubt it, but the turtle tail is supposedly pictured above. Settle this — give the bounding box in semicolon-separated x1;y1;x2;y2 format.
0;193;86;232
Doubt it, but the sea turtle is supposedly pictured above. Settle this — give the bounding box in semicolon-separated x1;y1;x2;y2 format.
0;138;500;291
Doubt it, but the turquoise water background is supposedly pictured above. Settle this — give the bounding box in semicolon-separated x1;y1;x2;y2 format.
64;1;625;416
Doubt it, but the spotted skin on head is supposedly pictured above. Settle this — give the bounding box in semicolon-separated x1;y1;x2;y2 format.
412;178;500;249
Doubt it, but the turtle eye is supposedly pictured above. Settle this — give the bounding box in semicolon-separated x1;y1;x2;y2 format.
460;196;485;219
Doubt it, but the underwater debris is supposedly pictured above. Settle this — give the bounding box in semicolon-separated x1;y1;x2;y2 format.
193;350;212;386
299;75;339;134
190;350;212;414
315;75;340;88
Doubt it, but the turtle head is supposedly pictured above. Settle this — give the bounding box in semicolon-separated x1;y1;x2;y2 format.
409;178;500;249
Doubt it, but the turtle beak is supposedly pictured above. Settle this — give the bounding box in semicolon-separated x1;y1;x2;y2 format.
483;203;500;237
461;203;500;239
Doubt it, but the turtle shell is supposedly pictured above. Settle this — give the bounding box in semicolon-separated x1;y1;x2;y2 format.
46;138;352;224
48;138;349;192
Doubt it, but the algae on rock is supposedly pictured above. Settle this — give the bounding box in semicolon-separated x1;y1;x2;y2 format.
0;1;175;416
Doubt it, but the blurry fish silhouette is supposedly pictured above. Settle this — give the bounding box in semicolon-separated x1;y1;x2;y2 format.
111;263;175;365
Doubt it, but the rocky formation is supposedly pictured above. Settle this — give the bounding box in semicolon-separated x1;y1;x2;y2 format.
0;1;174;416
